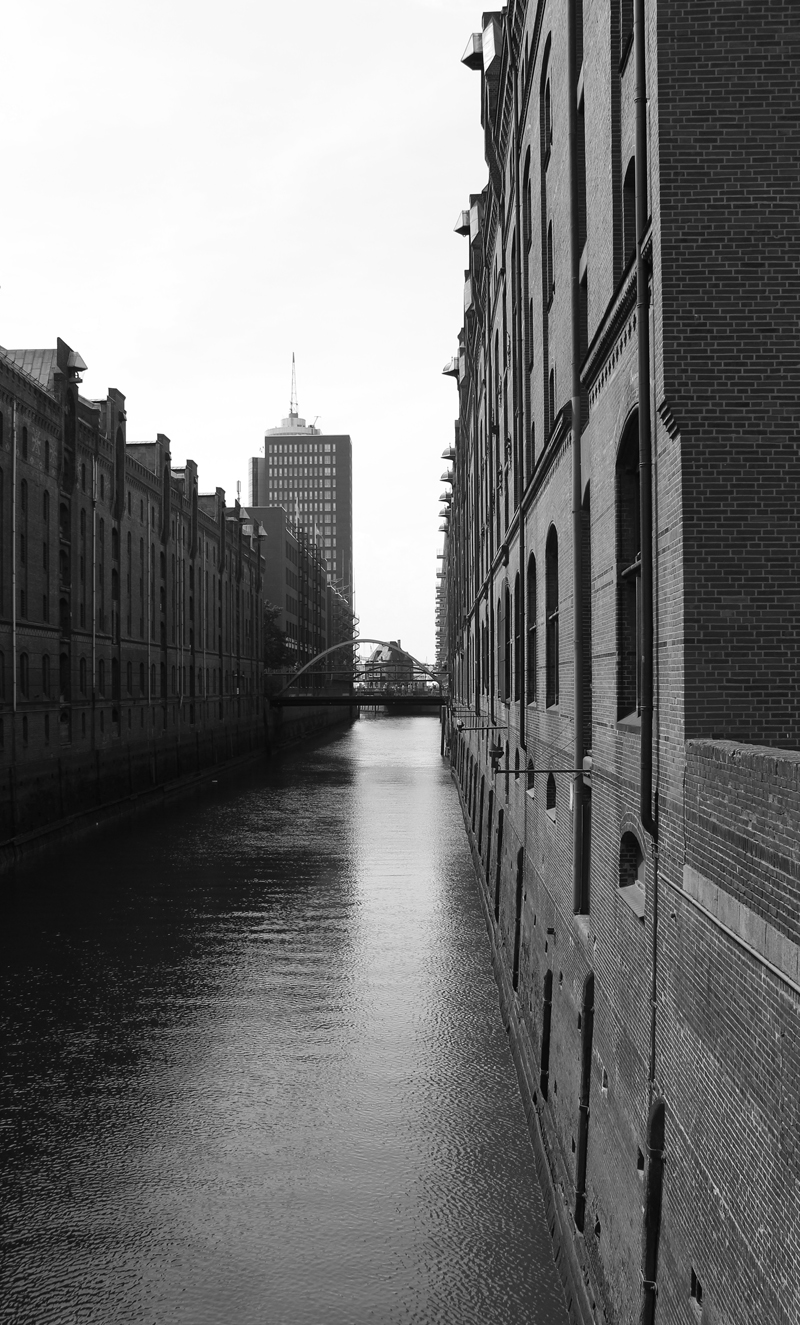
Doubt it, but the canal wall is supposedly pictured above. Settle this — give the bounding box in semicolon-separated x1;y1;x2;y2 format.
451;733;800;1325
0;702;354;873
452;767;596;1325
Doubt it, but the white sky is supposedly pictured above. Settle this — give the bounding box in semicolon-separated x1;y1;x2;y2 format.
0;0;486;665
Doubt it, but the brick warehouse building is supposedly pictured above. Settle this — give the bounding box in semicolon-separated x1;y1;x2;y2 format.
0;338;350;843
442;4;798;1324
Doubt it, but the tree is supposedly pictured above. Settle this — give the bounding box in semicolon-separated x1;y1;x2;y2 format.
263;601;290;669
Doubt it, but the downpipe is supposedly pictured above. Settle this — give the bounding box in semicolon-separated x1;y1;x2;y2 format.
567;0;585;914
512;55;526;751
635;1;662;1321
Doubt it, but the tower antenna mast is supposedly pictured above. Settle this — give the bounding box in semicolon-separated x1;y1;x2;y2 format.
290;352;298;418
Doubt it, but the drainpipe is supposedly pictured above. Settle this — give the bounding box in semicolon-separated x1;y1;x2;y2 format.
92;456;97;746
568;0;586;913
512;53;526;752
635;0;656;844
11;402;18;734
147;503;152;706
635;2;662;1321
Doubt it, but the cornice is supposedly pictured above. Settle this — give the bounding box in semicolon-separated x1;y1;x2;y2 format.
581;222;653;393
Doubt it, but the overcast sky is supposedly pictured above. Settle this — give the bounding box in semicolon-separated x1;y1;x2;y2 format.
1;0;486;664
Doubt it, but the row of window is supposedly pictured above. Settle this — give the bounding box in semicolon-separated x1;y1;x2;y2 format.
472;5;640;568
0;651;255;702
460;744;645;927
0;694;260;750
473;412;640;721
2;477;245;583
267;442;336;454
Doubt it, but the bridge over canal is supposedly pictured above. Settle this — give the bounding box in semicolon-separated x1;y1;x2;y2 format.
268;638;446;710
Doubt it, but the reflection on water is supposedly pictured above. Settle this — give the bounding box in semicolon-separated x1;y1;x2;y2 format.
1;716;566;1325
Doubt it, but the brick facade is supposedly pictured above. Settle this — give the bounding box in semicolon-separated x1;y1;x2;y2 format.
442;3;799;1322
0;339;354;843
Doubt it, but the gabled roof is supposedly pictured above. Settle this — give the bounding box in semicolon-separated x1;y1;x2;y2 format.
0;347;59;392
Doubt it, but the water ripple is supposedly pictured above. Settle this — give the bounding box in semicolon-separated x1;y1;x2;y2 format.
1;716;566;1325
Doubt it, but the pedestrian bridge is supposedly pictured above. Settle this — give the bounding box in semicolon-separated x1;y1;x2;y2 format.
268;639;445;709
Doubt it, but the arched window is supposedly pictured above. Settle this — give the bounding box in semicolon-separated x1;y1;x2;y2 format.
540;970;553;1100
581;483;593;747
578;786;592;916
512;848;525;990
111;527;119;561
59;549;69;584
79;657;87;695
98;658;105;695
513;573;522;701
160;662;166;697
546;773;556;822
522;149;532;250
547;221;554;304
623;158;636;267
617;416;641;718
574;972;595;1230
545;526;559;706
150;663;156;696
139;662;145;695
619;831;645;919
18;652;29;697
544;78;552;156
526;555;537;703
501;583;511;702
43;491;49;522
494;807;504;920
112;658;120;700
42;654;50;697
620;0;633;56
20;479;28;516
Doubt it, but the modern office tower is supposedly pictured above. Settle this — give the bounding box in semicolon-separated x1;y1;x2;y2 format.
249;378;353;605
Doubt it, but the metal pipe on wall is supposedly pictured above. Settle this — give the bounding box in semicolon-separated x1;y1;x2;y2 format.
512;55;527;754
567;0;586;914
11;403;18;724
92;455;97;745
635;0;656;844
634;2;662;1321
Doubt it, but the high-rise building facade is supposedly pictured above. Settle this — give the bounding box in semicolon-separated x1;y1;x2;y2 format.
441;4;799;1324
250;402;353;605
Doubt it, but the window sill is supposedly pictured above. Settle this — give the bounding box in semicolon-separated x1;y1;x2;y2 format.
617;712;641;731
619;884;645;921
546;809;556;824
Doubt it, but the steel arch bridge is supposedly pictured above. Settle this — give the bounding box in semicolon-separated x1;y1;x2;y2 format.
268;639;446;708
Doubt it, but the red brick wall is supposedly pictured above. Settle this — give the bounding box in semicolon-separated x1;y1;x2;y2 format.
657;1;800;747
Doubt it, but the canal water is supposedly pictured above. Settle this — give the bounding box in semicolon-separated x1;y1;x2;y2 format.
1;715;567;1325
